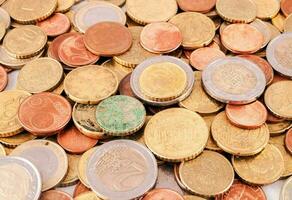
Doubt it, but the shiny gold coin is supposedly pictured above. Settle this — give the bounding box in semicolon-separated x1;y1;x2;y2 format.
102;59;132;82
144;108;209;162
126;0;178;25
183;195;207;200
253;0;280;19
169;12;215;49
179;150;234;196
139;62;187;101
0;132;36;147
232;144;284;185
0;143;6;156
59;153;80;187
211;112;270;156
267;121;292;136
78;147;97;187
179;72;224;114
17;58;63;94
56;0;75;13
265;81;292;119
269;135;292;177
74;192;101;200
272;13;286;32
113;26;157;68
0;90;31;137
3;25;47;59
203;114;222;151
284;13;292;32
9;0;57;24
64;65;118;104
216;0;257;23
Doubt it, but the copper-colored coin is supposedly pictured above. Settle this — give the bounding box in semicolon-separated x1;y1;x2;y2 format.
118;73;135;97
238;55;274;85
189;47;225;71
281;0;292;17
37;13;70;37
57;125;98;154
58;33;99;67
226;101;267;129
177;0;216;13
73;182;91;198
0;65;7;91
215;180;266;200
142;189;184;200
285;128;292;154
221;24;264;54
140;22;182;54
84;22;132;56
18;92;72;136
40;190;73;200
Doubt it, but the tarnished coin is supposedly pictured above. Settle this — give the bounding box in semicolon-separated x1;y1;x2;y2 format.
253;0;280;19
40;190;73;200
59;153;80;187
0;65;7;91
232;144;284;185
10;140;68;191
74;192;100;200
285;129;292;154
118;73;135;97
64;65;118;104
0;156;41;200
17;58;63;94
202;57;266;104
141;189;184;200
177;0;216;13
0;7;10;28
0;132;36;147
268;121;292;136
73;182;91;198
86;140;158;200
281;0;292;17
212;112;270;156
0;90;31;137
280;176;292;200
144;108;209;161
179;150;234;196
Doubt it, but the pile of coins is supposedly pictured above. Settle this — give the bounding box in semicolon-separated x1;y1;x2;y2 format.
0;0;292;199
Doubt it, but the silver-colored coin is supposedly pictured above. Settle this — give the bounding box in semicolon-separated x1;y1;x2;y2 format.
267;33;292;78
202;57;266;104
86;139;158;200
280;176;292;200
250;19;272;48
74;1;126;33
130;56;195;106
0;156;41;200
0;7;10;28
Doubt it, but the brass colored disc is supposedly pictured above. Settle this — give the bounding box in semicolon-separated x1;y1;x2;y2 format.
56;0;75;13
59;153;80;187
272;13;285;32
179;71;224;114
232;144;284;185
139;62;187;101
169;12;215;49
0;143;6;156
179;150;234;196
52;79;64;95
253;0;280;19
64;65;118;104
9;0;57;24
216;0;257;23
74;192;101;200
211;112;270;156
203;114;222;152
267;121;292;136
102;59;132;82
265;21;281;40
0;90;31;137
284;13;292;32
3;25;47;59
144;108;209;162
183;195;207;200
0;22;5;41
0;132;36;148
100;0;126;7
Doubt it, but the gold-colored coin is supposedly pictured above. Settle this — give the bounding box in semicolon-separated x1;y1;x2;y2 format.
78;147;97;187
169;12;215;49
56;0;75;13
179;72;224;114
0;143;6;156
253;0;280;19
284;13;292;32
0;90;31;137
269;135;292;177
113;26;157;68
179;150;234;196
272;13;285;32
3;25;47;59
102;59;132;82
9;0;57;24
100;0;126;7
265;81;292;119
216;0;257;23
232;144;284;185
265;21;281;40
52;79;64;95
17;58;63;94
139;62;187;101
59;153;80;187
0;22;5;41
267;121;292;136
126;0;177;25
74;192;101;200
64;65;118;104
183;195;207;200
211;112;270;156
281;176;292;200
203;114;222;151
144;108;209;162
0;132;36;147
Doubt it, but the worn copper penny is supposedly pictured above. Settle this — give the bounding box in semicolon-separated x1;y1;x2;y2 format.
84;21;132;56
190;47;225;71
239;55;274;85
285;128;292;154
40;190;73;200
140;22;182;54
142;189;184;200
18;92;72;136
0;65;8;91
57;125;98;154
215;180;266;200
73;182;91;198
118;73;135;97
177;0;216;13
281;0;292;17
58;33;99;67
37;13;70;37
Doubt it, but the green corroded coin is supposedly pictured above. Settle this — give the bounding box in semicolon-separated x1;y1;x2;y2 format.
96;95;146;136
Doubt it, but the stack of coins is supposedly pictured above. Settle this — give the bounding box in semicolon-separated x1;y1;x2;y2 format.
0;0;292;200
